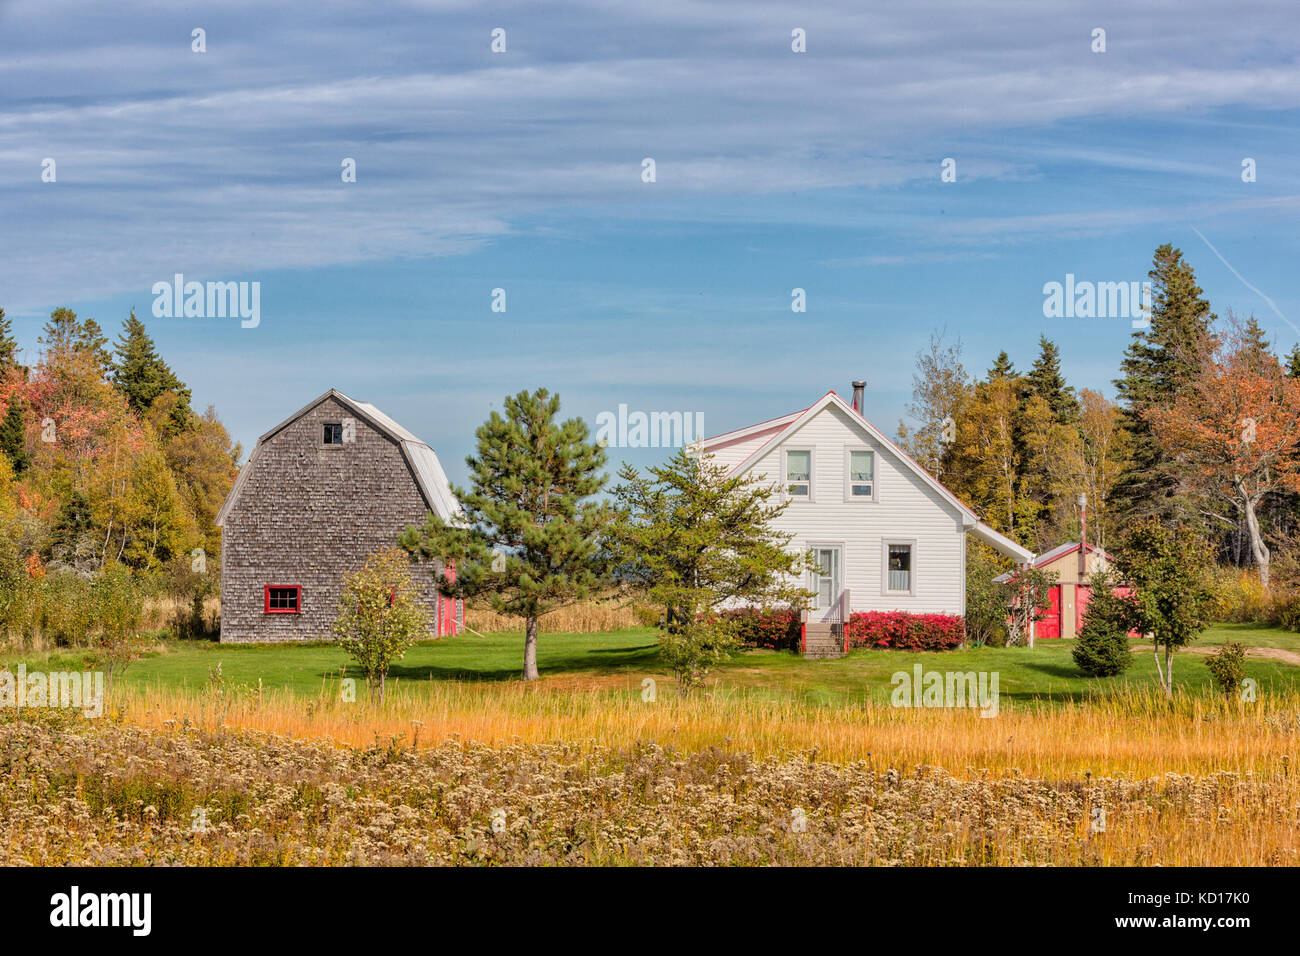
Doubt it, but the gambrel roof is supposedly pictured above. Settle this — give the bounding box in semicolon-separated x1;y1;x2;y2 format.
215;389;460;527
694;389;1034;564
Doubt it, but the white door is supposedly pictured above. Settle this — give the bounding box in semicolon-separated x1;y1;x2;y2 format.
810;546;842;621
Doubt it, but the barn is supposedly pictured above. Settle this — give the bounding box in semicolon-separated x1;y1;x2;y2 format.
995;541;1119;640
215;389;462;643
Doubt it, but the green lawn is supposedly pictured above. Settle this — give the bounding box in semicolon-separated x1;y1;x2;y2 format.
8;622;1300;707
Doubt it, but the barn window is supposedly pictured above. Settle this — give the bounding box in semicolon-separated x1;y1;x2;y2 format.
264;585;301;614
323;423;344;444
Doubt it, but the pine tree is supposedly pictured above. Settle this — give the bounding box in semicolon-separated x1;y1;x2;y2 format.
109;311;192;428
610;448;808;690
1072;571;1135;676
1111;245;1216;525
400;388;611;681
76;318;111;369
1025;335;1078;424
0;307;19;371
1285;343;1300;379
988;351;1018;380
39;307;80;351
39;308;110;368
0;396;27;475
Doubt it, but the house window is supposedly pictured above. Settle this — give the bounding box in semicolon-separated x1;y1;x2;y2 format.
883;542;915;595
785;449;812;498
264;585;301;614
846;449;875;499
323;423;343;444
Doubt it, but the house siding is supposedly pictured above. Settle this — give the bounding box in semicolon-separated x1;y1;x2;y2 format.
738;402;967;616
219;395;442;643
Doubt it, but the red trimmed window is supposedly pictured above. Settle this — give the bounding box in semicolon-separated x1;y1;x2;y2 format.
264;585;301;614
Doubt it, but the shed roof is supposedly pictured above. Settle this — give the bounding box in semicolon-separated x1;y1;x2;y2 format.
215;389;460;527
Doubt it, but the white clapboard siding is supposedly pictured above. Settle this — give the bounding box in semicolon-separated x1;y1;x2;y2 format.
724;400;967;616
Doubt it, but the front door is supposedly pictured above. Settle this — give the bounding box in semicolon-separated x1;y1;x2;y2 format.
810;546;842;621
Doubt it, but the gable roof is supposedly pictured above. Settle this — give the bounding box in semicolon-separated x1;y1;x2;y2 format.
694;390;1035;564
215;389;460;527
991;541;1112;582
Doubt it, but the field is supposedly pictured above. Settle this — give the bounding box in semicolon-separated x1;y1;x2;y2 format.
3;625;1298;865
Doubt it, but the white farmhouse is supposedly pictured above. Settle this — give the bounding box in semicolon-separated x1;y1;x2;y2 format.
692;384;1032;655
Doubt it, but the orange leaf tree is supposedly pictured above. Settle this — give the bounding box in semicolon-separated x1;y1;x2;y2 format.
1145;320;1300;587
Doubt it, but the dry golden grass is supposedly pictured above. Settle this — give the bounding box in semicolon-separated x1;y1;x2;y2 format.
118;678;1300;780
463;599;646;634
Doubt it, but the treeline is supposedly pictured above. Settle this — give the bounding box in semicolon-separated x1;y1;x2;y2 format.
0;306;239;643
898;244;1300;586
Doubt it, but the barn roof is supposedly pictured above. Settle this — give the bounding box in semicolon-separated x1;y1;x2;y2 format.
215;389;460;527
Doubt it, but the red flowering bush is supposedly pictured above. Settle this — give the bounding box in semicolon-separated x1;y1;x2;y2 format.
720;607;802;651
846;611;964;651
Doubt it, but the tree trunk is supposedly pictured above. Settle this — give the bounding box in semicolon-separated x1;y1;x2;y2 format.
1164;644;1173;698
523;616;539;681
1242;493;1270;589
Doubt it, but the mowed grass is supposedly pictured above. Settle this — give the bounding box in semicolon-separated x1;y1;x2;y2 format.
8;622;1300;707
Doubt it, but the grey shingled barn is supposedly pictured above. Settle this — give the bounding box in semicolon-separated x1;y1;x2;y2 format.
215;389;462;643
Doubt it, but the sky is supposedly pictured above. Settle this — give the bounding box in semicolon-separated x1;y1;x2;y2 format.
2;0;1298;484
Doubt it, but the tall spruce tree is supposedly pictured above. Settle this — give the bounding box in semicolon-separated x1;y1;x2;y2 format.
0;396;28;475
109;312;192;429
1111;244;1216;526
988;351;1018;380
0;307;18;370
1025;335;1078;424
1285;343;1300;379
400;388;611;681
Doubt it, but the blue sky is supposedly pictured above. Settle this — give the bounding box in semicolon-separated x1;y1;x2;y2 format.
2;0;1298;484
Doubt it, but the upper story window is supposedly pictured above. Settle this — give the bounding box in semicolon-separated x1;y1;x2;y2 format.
785;449;812;498
265;585;301;614
847;449;875;500
323;422;344;444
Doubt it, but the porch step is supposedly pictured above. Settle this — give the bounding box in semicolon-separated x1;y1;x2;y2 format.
803;622;845;660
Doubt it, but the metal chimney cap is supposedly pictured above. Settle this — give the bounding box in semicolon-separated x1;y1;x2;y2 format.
851;380;867;388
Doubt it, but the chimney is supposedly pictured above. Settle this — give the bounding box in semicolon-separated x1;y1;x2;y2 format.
851;381;866;416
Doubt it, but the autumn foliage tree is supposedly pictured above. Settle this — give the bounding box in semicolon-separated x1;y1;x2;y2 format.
1145;317;1300;588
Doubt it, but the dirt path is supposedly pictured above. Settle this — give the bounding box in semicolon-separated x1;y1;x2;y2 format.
1133;644;1300;666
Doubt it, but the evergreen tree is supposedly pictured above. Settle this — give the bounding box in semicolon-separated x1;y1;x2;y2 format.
39;308;110;368
1072;570;1135;676
0;396;27;475
1111;245;1216;525
76;318;111;369
1024;335;1078;424
0;307;19;371
109;312;192;428
400;388;611;681
1285;343;1300;378
987;351;1018;380
610;448;808;691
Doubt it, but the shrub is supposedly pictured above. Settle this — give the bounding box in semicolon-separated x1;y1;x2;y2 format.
965;539;1011;648
721;607;801;651
846;611;964;651
1271;590;1300;632
1209;567;1271;623
1205;641;1248;697
1072;571;1135;677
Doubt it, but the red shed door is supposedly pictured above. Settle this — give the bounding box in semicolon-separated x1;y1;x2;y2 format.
1037;586;1061;640
1075;585;1091;635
